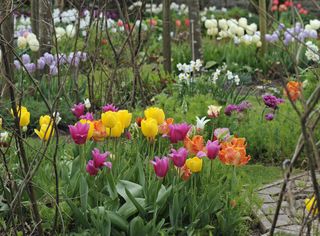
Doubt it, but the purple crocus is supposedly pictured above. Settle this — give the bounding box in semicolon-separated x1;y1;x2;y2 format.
14;60;21;70
265;113;274;121
168;123;191;143
21;54;31;64
49;65;58;76
25;63;36;73
71;103;85;118
102;103;118;112
37;57;46;70
150;157;169;178
262;94;284;109
169;147;188;167
80;112;94;121
44;52;54;65
206;140;220;160
91;148;112;169
68;122;89;144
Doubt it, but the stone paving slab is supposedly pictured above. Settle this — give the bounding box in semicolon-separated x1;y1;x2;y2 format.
255;171;320;235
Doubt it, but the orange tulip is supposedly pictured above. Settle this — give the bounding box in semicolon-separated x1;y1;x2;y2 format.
180;164;192;181
285;81;302;102
219;137;250;166
92;120;106;141
184;135;205;155
159;118;174;135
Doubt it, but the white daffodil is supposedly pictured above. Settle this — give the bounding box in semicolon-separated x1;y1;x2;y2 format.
195;116;210;131
84;98;91;109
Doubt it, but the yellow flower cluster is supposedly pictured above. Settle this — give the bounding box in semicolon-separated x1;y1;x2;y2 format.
141;107;165;139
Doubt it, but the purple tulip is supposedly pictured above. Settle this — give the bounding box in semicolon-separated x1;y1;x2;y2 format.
237;101;251;112
169;147;188;167
25;63;36;73
206;140;220;160
168;123;191;143
86;160;99;176
71;103;85;118
262;94;284;109
80;112;94;121
68;122;89;144
224;104;238;116
150;157;169;178
92;148;112;169
21;54;31;65
37;57;46;70
102;103;118;112
265;113;274;121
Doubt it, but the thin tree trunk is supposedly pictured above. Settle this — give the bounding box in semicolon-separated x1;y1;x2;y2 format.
188;0;202;61
31;0;39;37
259;0;267;56
39;0;53;54
162;0;171;73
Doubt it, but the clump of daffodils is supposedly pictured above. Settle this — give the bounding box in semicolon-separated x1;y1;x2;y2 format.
177;59;202;83
211;63;241;85
204;17;261;47
305;41;319;62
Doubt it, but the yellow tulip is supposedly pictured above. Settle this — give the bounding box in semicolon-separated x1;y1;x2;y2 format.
305;196;318;215
144;107;165;125
79;119;94;139
141;118;158;139
101;111;118;128
116;110;132;128
106;121;124;138
186;157;203;173
34;124;54;141
11;106;30;127
39;115;51;126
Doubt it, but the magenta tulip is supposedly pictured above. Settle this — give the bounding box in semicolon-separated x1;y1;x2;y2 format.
92;148;111;169
150;157;169;178
86;160;99;176
80;112;94;121
102;103;118;112
168;123;191;143
206;140;220;160
68;122;89;144
71;103;85;118
169;147;188;167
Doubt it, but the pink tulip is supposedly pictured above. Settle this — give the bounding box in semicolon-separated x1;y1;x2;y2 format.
168;123;191;143
206;140;220;160
92;148;111;169
86;160;99;176
102;103;118;112
68;122;89;144
150;157;169;178
71;103;85;118
169;147;188;167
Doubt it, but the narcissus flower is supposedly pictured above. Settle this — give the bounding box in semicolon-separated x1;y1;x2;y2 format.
169;147;188;167
141;118;158;139
71;103;85;118
206;140;220;160
68;122;89;144
219;137;251;166
34;124;54;141
144;107;165;125
168;123;191;143
150;156;169;178
186;156;203;173
101;111;118;128
305;196;318;215
285;81;302;102
116;110;132;129
184;135;205;155
11;106;30;127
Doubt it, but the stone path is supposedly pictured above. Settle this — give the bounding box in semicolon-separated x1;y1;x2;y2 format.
255;171;320;236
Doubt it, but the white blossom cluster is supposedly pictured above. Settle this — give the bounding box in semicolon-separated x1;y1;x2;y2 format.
129;1;188;15
211;63;240;85
305;41;320;62
204;17;261;47
177;59;202;82
17;32;40;52
305;20;320;31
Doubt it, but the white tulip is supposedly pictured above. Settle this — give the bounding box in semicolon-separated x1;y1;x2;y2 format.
218;19;228;30
66;24;76;38
238;17;248;28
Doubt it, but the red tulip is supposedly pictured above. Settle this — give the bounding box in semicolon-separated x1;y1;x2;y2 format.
184;18;190;27
175;19;181;28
